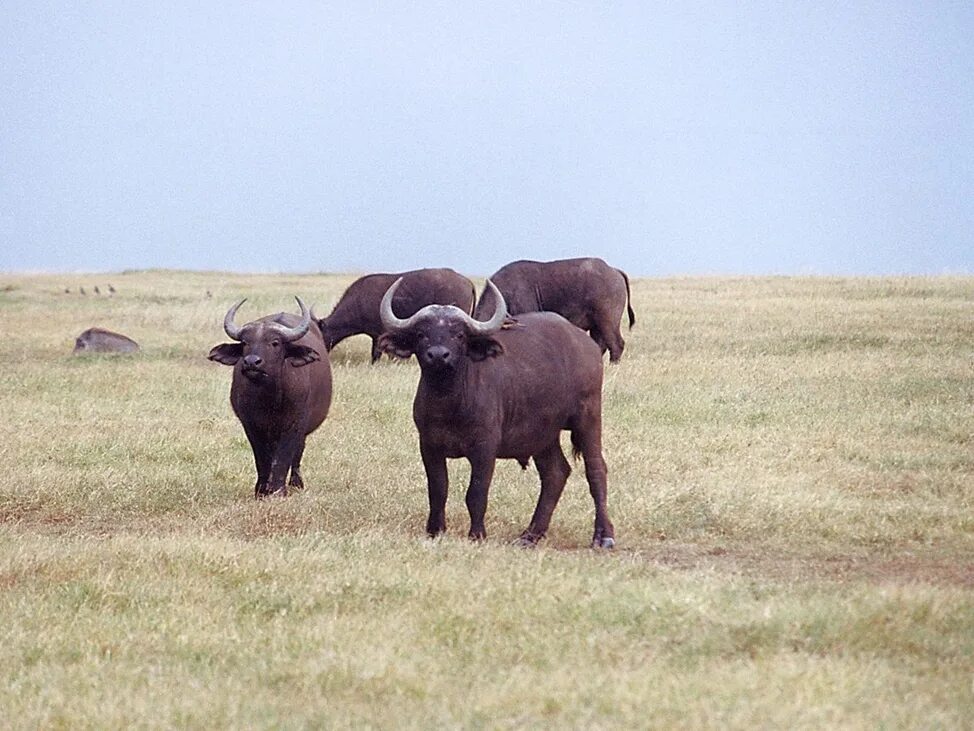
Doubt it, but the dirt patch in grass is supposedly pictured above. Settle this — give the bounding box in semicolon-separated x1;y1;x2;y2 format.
198;503;319;540
5;508;971;589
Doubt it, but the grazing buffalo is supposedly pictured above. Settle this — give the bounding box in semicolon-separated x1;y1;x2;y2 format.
73;328;139;354
474;257;636;362
208;298;332;498
316;268;476;363
379;279;615;548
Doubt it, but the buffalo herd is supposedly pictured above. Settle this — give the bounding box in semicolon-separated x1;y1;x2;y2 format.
206;257;634;548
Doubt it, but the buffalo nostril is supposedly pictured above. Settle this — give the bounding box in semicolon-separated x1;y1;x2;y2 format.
426;346;451;364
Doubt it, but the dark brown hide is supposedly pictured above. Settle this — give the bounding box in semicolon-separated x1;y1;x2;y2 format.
474;257;635;362
317;268;476;362
208;304;332;498
379;288;614;548
73;328;140;354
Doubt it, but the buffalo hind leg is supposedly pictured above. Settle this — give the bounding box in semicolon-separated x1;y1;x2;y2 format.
518;440;572;546
571;423;615;548
588;326;607;355
370;337;382;364
606;333;625;363
592;309;625;362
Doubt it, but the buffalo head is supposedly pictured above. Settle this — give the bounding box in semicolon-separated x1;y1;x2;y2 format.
378;279;509;371
208;297;320;381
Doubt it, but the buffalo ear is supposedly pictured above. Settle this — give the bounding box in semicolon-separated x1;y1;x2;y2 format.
378;332;415;360
285;344;321;367
208;343;243;365
467;336;504;362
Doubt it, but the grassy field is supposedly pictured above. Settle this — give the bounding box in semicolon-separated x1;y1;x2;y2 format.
1;270;972;729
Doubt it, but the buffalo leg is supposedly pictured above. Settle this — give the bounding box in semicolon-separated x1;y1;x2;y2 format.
519;440;572;546
595;312;626;363
465;448;497;541
370;337;382;364
420;440;449;536
574;424;615;548
243;425;272;498
594;316;625;362
288;439;306;490
606;333;625;363
589;328;610;358
265;433;304;497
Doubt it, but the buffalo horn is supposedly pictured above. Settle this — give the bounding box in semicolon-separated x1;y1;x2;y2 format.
273;297;312;342
380;278;424;332
379;278;508;336
458;279;507;335
223;299;247;341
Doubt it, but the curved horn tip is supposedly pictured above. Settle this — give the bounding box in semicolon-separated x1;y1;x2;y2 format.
273;295;312;342
223;298;247;340
455;280;507;335
387;277;404;297
483;279;508;319
380;277;411;331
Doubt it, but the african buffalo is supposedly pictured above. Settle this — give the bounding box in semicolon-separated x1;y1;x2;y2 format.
379;279;615;548
316;268;476;363
208;298;332;498
474;257;635;362
73;328;139;354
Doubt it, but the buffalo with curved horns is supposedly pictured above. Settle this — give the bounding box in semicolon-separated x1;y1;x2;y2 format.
208;298;332;498
474;257;635;362
316;268;476;363
379;279;615;548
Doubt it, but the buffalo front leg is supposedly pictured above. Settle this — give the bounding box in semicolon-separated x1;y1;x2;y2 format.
518;440;572;546
243;425;272;498
420;440;449;537
288;439;307;491
264;433;305;498
465;448;497;541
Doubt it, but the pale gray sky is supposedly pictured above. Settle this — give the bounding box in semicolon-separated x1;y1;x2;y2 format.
2;2;972;276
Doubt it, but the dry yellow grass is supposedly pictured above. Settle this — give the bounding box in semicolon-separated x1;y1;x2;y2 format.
0;270;971;728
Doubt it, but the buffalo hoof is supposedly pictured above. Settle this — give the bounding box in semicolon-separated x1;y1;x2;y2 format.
514;532;543;548
256;486;287;500
592;536;616;550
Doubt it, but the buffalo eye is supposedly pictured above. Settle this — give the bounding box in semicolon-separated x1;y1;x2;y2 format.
270;340;281;348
